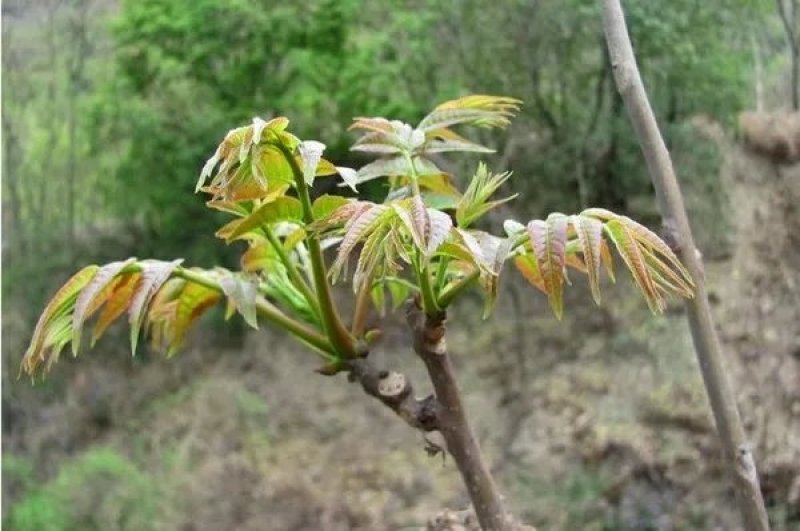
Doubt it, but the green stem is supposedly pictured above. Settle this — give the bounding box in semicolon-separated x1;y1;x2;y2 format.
416;252;441;314
437;233;528;308
437;269;479;308
172;266;334;356
262;225;321;320
434;256;449;291
351;276;372;338
405;153;440;315
275;143;355;357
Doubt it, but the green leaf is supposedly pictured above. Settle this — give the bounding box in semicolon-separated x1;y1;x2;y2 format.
222;197;303;241
21;265;99;376
312;195;350;220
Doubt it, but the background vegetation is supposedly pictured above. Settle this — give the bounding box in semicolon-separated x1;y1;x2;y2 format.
3;0;798;529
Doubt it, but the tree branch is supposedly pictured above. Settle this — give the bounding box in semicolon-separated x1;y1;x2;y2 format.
406;300;513;531
598;2;770;529
345;357;440;432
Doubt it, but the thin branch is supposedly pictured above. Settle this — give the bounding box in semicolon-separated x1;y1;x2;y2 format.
598;2;770;529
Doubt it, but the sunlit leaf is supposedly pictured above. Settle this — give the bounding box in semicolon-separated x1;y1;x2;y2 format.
418;95;522;131
298;140;326;185
21;265;99;376
169;281;221;356
72;258;137;355
129;259;184;355
219;274;259;329
91;273;142;346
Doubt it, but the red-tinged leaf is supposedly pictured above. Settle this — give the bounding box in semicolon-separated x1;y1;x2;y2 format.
565;253;587;273
604;219;663;313
421;138;494;154
219;274;259;329
515;255;546;294
168;282;221;356
571;214;604;303
418;95;521;131
91;273;142;346
72;258;137;355
580;207;618;221
351;131;407;154
349;117;395;133
411;195;430;251
353;223;391;292
640;246;694;298
21;265;99;375
618;216;693;286
129;259;184;355
331;204;389;281
426;209;453;257
311;201;370;232
527;214;568;319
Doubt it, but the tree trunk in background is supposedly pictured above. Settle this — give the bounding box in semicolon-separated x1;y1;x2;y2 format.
776;0;799;110
598;1;771;529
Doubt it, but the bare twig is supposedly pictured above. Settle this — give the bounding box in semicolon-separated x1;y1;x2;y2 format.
406;300;512;531
598;1;770;529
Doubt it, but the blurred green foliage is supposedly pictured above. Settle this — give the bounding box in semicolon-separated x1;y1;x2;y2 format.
3;448;161;531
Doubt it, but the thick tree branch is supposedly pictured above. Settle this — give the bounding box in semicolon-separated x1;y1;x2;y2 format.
345;356;440;432
598;2;770;529
406;300;512;531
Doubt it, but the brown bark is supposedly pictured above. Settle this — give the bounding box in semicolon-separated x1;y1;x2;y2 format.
598;1;771;529
406;301;512;531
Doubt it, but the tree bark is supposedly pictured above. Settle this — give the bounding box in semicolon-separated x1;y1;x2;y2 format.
776;0;799;110
407;301;512;531
598;2;770;530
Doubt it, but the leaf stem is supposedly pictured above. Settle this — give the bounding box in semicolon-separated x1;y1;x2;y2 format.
275;142;356;358
405;153;440;315
436;233;528;308
172;266;335;356
261;225;321;320
351;276;372;338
